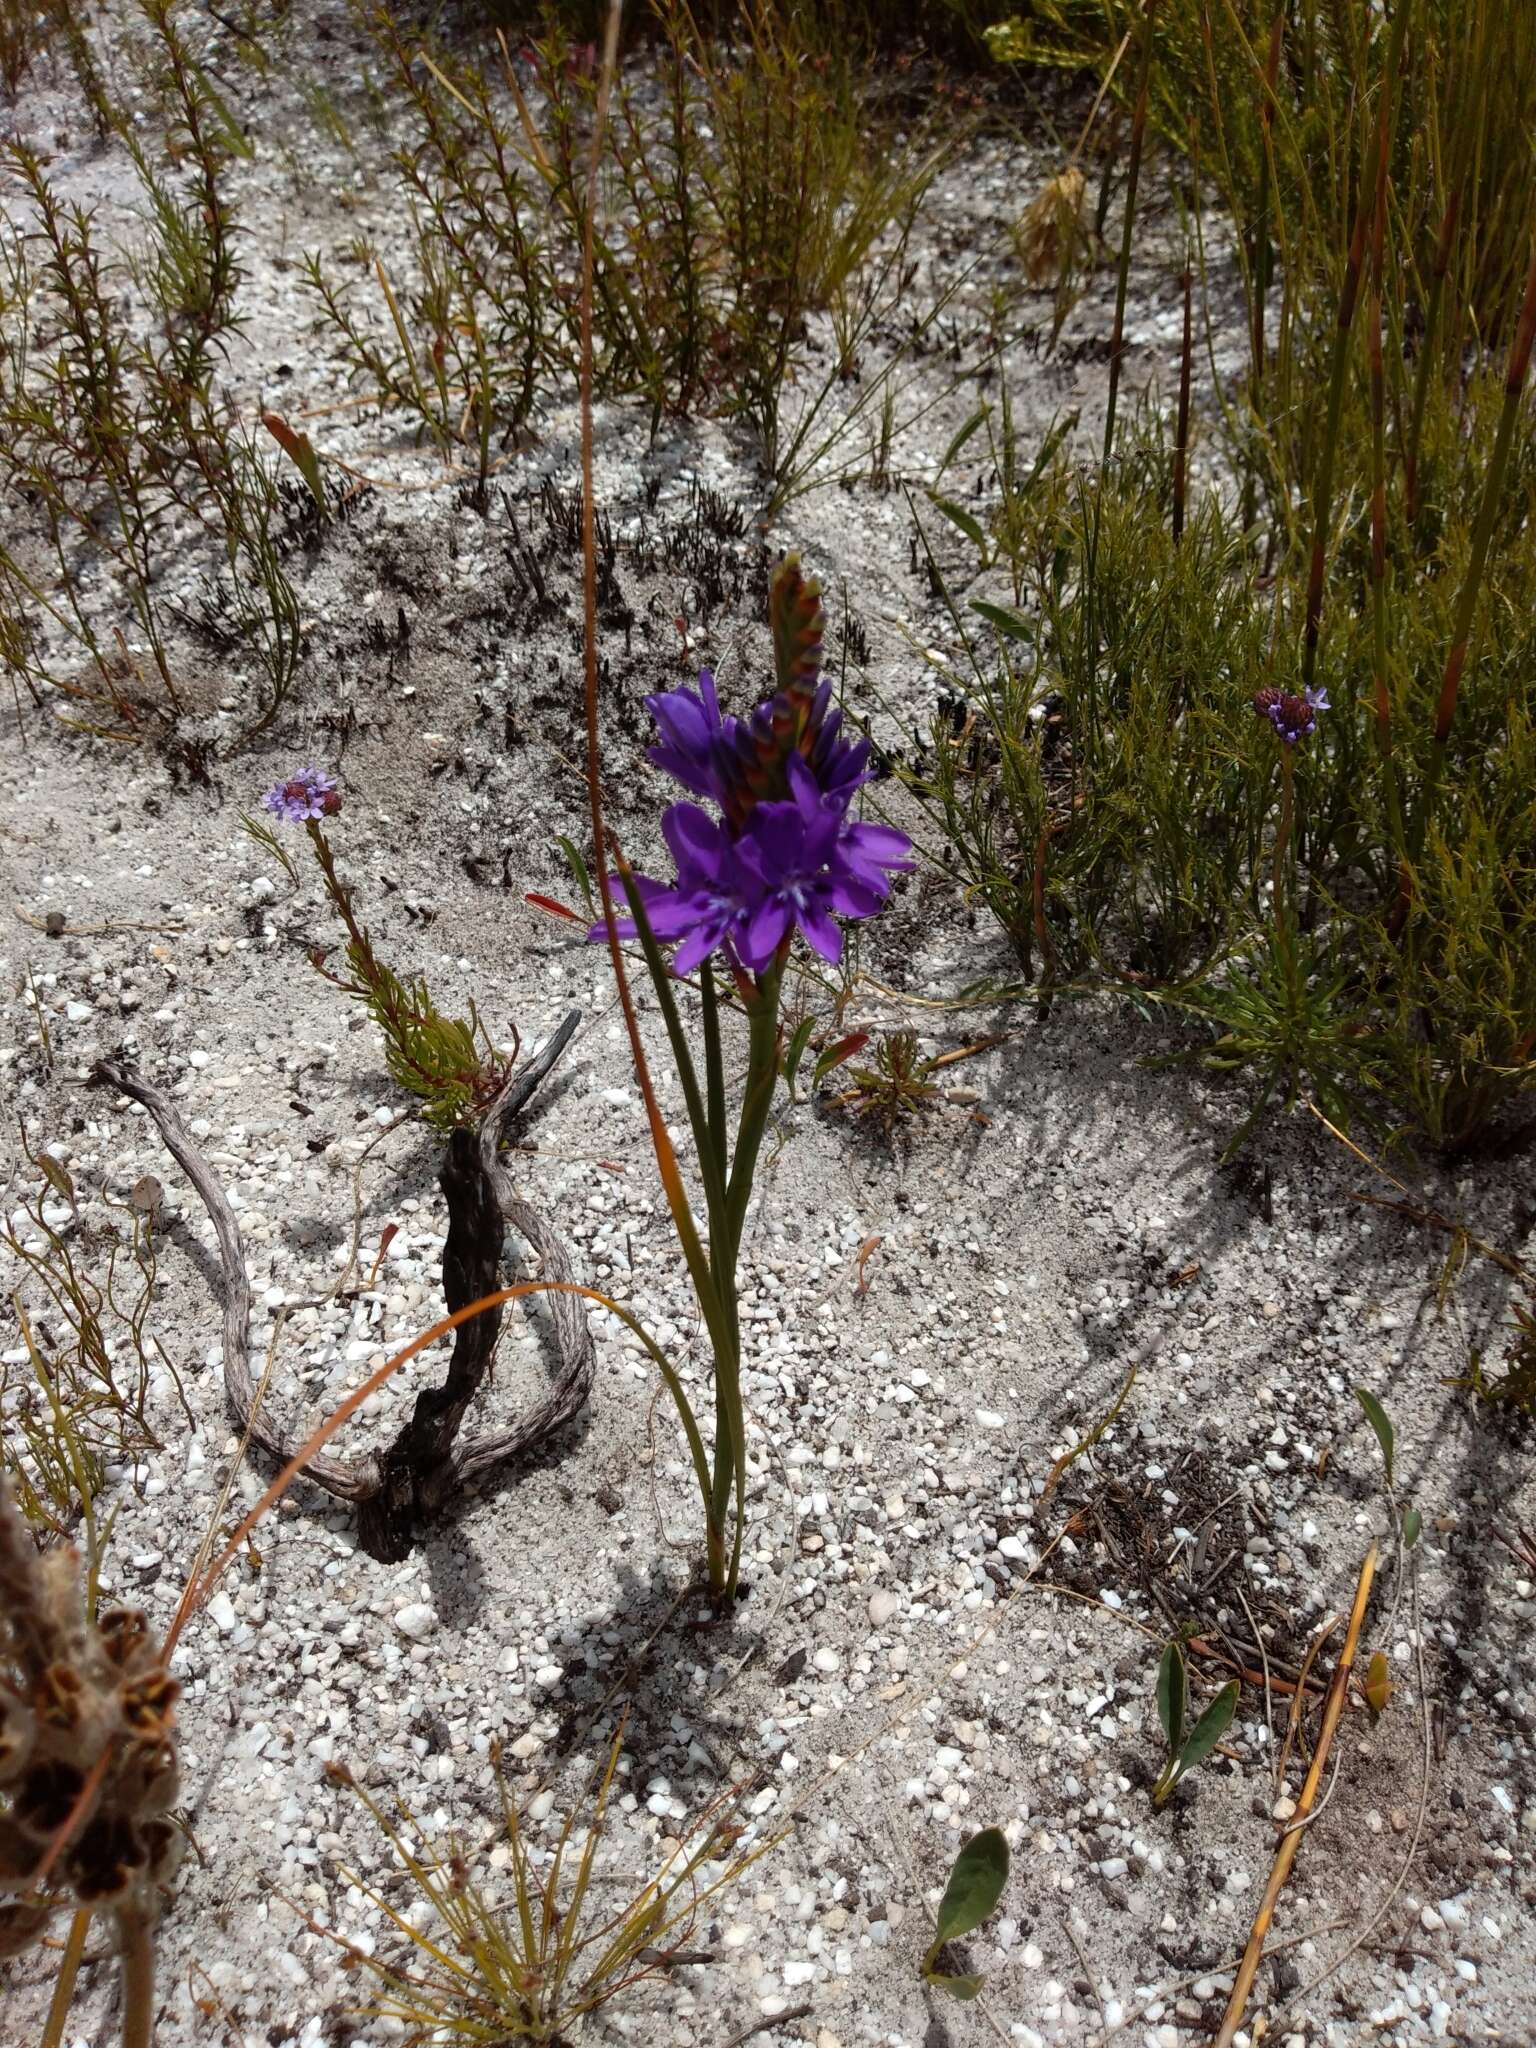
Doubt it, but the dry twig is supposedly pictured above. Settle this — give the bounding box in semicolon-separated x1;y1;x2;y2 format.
1215;1544;1377;2046
89;1018;592;1558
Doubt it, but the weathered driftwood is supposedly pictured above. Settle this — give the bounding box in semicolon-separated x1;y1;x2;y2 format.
90;1011;594;1560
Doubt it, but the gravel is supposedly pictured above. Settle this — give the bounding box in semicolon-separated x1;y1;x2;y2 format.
2;12;1535;2048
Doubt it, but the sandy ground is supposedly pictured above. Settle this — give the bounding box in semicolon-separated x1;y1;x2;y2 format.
4;9;1536;2047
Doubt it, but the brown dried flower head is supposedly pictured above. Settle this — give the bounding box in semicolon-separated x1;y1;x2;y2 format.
0;1477;183;1947
1017;166;1087;285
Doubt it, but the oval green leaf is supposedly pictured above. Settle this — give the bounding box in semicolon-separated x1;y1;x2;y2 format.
933;1825;1009;1949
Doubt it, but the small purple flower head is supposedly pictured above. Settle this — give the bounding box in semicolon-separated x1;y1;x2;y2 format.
1252;684;1327;746
730;757;913;971
262;765;340;823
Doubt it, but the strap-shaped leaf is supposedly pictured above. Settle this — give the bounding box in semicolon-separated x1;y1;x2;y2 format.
1156;1639;1185;1752
1176;1680;1239;1778
970;597;1035;643
1354;1386;1395;1486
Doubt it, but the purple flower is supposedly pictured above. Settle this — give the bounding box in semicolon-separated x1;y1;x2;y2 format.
1252;684;1328;746
732;758;911;970
262;765;340;822
646;670;739;805
595;680;913;974
600;805;752;975
646;669;872;824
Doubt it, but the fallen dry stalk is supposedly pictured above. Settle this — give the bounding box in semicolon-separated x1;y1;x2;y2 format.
89;1019;593;1560
1215;1543;1378;2046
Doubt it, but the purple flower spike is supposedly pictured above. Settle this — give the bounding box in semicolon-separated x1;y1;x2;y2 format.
600;637;912;974
262;765;341;822
1252;685;1327;746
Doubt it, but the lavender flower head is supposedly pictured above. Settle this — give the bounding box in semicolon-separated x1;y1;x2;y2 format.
262;765;341;823
1253;684;1329;746
595;562;912;974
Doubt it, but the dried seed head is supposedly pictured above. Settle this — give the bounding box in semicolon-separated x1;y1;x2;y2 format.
1017;167;1087;285
66;1811;149;1903
0;1899;50;1959
14;1756;87;1837
0;1477;183;1958
0;1697;33;1785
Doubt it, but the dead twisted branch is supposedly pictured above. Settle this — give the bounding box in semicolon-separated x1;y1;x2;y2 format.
89;1011;593;1560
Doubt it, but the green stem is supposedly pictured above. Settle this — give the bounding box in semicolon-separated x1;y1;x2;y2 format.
713;960;785;1594
617;870;727;1230
117;1901;156;2048
1301;0;1411;694
700;963;727;1165
1273;746;1295;928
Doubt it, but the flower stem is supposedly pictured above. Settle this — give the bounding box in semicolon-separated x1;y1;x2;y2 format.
116;1901;156;2048
43;1908;90;2048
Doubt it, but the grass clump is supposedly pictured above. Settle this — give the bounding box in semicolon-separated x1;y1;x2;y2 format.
2;1148;186;1546
901;2;1536;1155
314;1724;770;2043
307;1;948;499
0;3;304;743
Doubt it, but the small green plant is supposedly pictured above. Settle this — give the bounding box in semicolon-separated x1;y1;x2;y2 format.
0;9;304;746
1150;1640;1238;1809
247;773;509;1130
835;1028;942;1141
314;1724;772;2044
1449;1306;1536;1415
921;1825;1010;2001
1;1149;185;1542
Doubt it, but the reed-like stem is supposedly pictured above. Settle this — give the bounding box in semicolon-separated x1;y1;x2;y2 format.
1301;0;1411;694
1172;261;1193;544
43;1908;91;2048
1404;186;1460;534
1103;0;1158;469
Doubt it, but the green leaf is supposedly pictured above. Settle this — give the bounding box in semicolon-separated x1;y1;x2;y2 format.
928;495;989;556
1354;1386;1395;1487
781;1015;816;1094
555;835;597;920
1402;1506;1422;1548
969;598;1035;643
932;1826;1009;1950
926;1970;985;2001
1155;1640;1185;1753
934;403;990;483
812;1031;870;1086
1176;1680;1239;1779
